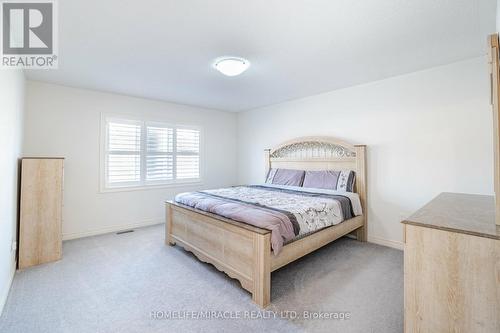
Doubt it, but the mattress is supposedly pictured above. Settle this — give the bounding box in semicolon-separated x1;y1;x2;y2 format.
175;184;362;254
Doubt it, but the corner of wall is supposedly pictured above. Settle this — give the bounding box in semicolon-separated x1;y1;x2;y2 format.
0;256;16;317
0;70;25;317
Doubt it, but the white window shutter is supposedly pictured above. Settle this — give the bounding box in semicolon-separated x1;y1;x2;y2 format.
176;128;200;179
146;126;174;181
106;121;141;185
103;117;201;190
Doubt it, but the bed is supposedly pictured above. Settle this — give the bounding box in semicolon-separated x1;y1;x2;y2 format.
165;137;367;308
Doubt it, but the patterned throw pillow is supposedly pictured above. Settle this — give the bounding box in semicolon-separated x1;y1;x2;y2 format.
336;170;355;192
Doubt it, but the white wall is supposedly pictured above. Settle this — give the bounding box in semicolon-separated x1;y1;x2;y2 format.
0;71;25;315
497;0;500;32
237;57;493;248
24;81;237;239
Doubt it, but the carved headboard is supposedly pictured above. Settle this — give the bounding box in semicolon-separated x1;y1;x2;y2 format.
264;136;367;228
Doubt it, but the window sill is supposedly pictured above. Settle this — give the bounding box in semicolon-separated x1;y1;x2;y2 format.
99;180;204;193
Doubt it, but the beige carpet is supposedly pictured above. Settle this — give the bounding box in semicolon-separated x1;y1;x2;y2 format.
0;224;403;333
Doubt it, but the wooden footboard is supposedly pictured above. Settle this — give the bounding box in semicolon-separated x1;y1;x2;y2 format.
166;202;272;307
166;201;365;308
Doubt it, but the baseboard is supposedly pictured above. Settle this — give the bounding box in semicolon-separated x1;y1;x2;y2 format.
0;254;16;318
62;218;164;240
63;219;405;251
368;235;403;250
344;233;403;250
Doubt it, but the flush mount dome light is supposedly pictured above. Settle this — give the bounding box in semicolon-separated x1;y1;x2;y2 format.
213;56;250;76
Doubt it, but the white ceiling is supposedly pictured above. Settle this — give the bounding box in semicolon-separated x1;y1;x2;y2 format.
26;0;496;112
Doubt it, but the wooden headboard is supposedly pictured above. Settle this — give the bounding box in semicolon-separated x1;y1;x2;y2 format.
264;136;367;236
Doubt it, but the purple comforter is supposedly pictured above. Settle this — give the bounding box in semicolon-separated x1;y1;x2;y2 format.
175;191;295;255
175;186;355;255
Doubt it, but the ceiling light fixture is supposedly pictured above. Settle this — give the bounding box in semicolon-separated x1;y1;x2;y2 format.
213;56;250;76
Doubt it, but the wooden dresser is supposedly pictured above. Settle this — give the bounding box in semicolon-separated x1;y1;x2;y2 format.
402;193;500;333
19;158;64;269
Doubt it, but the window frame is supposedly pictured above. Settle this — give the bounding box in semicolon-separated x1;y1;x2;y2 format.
100;113;203;193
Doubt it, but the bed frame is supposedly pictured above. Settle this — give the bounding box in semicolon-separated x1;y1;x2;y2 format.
165;137;367;308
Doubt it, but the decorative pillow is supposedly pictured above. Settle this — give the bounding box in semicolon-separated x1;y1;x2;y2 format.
336;170;356;192
303;170;340;190
265;168;278;183
266;168;305;186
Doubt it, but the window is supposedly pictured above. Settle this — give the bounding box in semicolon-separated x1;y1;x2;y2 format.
102;116;201;190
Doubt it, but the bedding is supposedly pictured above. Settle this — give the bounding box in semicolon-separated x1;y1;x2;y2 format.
175;184;362;254
302;170;340;189
265;168;305;186
268;168;356;192
337;170;356;192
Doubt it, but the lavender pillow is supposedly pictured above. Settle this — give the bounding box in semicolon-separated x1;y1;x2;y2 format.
266;168;305;186
303;170;340;190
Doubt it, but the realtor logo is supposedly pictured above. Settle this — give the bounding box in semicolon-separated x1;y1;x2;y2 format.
1;0;58;68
